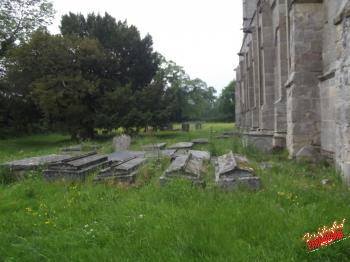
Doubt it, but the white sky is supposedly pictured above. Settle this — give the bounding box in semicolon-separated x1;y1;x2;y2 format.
48;0;243;94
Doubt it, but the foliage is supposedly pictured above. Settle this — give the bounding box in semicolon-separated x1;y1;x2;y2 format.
157;57;217;122
3;13;161;139
211;80;236;122
5;31;106;139
0;0;55;57
0;123;349;261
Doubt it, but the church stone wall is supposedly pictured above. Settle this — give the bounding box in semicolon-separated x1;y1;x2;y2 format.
235;0;350;186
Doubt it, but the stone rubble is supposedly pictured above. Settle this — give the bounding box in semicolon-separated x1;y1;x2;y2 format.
160;153;204;186
215;151;260;191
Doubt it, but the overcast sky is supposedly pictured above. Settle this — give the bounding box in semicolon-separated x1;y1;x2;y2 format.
48;0;243;94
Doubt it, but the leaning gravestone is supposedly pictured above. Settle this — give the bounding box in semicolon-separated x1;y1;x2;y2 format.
181;122;190;132
113;135;131;152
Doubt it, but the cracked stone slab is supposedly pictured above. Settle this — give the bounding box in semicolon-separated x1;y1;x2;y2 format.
215;151;257;191
172;150;210;161
145;149;177;158
164;153;203;179
168;142;194;150
4;154;72;171
188;150;210;160
108;151;146;162
142;143;167;150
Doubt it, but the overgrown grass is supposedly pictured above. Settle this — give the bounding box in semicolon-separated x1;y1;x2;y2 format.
0;123;349;261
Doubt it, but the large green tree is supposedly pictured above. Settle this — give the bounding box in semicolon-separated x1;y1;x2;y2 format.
0;0;55;57
4;13;161;138
5;31;106;139
60;13;160;133
156;57;216;122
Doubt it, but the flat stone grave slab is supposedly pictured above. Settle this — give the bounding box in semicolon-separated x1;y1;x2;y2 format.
95;157;146;183
145;149;177;158
168;142;194;150
61;144;100;153
192;138;209;145
173;150;210;160
44;152;109;181
4;154;72;171
189;150;211;161
108;151;146;162
142;143;167;150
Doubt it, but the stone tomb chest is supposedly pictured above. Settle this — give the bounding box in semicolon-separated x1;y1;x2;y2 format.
44;152;109;181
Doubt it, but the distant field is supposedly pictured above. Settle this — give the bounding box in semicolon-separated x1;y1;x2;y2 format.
0;123;349;261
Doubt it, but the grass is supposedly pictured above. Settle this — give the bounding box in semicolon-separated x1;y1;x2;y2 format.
0;123;349;261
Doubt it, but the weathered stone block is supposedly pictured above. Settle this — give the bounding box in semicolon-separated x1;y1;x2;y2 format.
168;142;193;150
112;135;131;151
44;152;109;181
142;143;167;151
181;122;190;132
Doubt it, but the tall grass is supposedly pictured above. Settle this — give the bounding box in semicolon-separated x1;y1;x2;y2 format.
0;123;349;261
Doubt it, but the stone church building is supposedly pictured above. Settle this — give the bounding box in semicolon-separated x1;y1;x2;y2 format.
235;0;350;185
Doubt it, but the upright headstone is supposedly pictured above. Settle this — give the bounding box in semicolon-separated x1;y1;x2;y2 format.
112;135;131;152
182;122;190;132
195;122;202;130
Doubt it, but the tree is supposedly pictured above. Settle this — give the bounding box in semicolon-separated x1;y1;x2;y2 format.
5;31;106;139
60;12;159;91
156;57;217;122
4;12;161;138
60;13;160;133
215;80;235;122
0;0;55;57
